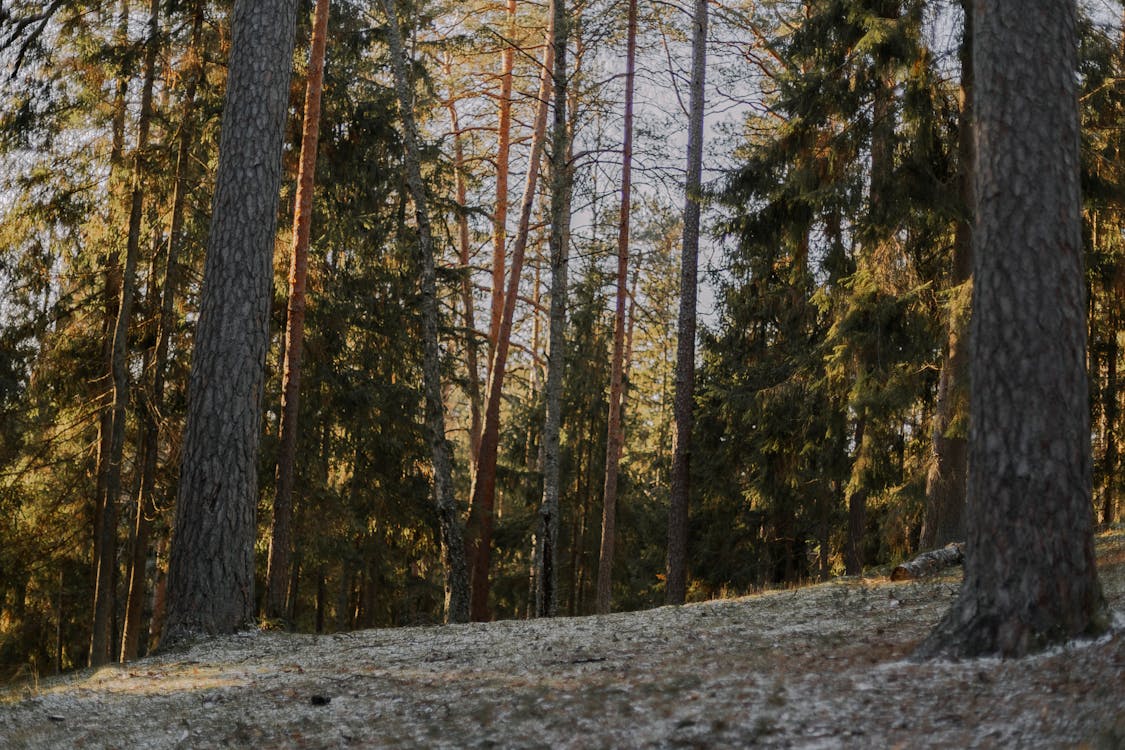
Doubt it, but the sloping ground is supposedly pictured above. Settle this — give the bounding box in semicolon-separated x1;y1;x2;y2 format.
3;529;1123;749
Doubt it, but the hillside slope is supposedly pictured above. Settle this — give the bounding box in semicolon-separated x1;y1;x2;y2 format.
3;530;1123;748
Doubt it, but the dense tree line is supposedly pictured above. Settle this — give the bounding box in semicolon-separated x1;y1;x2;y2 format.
0;0;1119;675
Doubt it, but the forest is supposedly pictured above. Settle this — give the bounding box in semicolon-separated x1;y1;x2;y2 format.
0;0;1120;676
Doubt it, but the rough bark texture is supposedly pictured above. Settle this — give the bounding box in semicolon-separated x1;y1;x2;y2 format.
666;0;707;606
917;0;1107;659
595;0;637;616
381;0;470;623
265;0;331;623
161;0;299;646
467;20;555;622
891;543;964;581
535;0;570;620
91;0;160;666
922;0;973;550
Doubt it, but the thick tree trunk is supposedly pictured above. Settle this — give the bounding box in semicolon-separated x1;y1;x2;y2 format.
380;0;471;623
91;0;161;666
265;0;331;623
535;0;571;619
594;0;637;616
917;0;1106;659
666;0;708;605
922;0;973;550
161;0;299;647
466;18;555;622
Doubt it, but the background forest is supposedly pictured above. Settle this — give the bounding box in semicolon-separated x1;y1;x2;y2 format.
0;0;1122;677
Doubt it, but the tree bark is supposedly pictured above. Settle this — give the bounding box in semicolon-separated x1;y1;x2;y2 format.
666;0;707;606
466;16;555;622
488;0;517;371
922;0;973;550
595;0;637;616
90;0;161;666
120;0;206;665
535;0;571;619
380;0;471;623
444;71;483;468
890;542;964;581
265;0;331;623
161;0;300;647
917;0;1107;659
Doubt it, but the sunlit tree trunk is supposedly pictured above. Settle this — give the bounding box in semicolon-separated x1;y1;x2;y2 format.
595;0;637;616
381;0;471;623
488;0;517;371
467;17;556;621
535;0;570;619
917;0;1106;659
162;0;300;646
666;0;707;606
265;0;331;623
91;0;160;666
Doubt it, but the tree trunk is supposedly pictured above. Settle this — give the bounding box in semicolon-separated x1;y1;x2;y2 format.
444;72;483;468
1103;315;1118;525
161;0;300;647
265;0;331;623
594;0;637;616
535;0;571;619
917;0;1106;659
380;0;471;623
488;0;517;370
845;414;871;576
891;542;964;581
466;16;556;622
120;1;205;664
666;0;707;606
91;0;161;666
922;0;973;550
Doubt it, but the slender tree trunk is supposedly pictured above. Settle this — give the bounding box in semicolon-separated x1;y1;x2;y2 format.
120;1;205;664
380;0;470;623
91;0;161;666
595;0;637;616
845;414;870;575
265;0;331;623
489;0;517;368
444;72;483;467
161;0;300;647
922;0;973;550
466;17;556;622
917;0;1106;659
1103;312;1118;525
535;0;570;619
666;0;707;606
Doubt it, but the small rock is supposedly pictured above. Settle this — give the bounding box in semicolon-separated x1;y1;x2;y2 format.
310;695;331;706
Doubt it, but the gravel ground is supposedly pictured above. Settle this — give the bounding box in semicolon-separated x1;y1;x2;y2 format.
2;529;1123;749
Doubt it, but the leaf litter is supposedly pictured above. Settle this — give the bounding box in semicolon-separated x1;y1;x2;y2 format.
2;528;1123;748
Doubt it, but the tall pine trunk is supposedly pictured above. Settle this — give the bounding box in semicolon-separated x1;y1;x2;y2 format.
380;0;471;623
265;0;331;623
161;0;300;646
91;0;161;666
922;0;973;550
666;0;707;605
467;18;556;621
595;0;637;615
535;0;571;619
917;0;1106;659
488;0;517;371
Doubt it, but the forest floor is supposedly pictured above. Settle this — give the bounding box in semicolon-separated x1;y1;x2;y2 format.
3;529;1124;749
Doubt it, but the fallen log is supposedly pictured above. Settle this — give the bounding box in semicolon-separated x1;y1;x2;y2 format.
890;542;965;581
